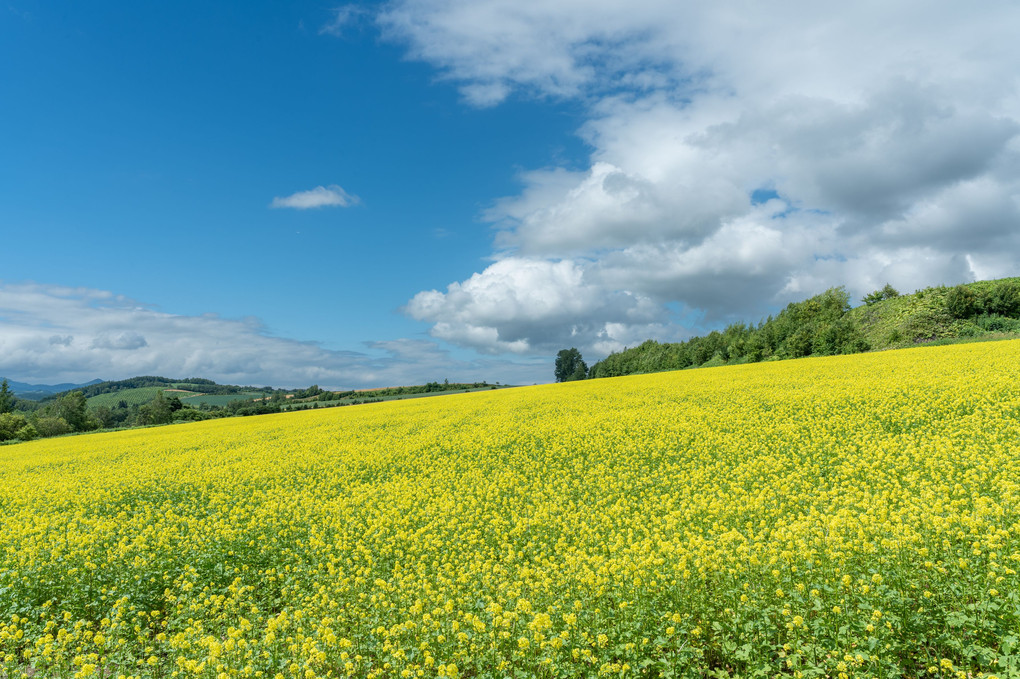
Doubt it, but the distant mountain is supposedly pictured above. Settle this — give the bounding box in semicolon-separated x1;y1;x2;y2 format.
2;378;105;400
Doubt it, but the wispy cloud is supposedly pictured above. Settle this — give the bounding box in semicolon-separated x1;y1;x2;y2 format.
0;282;548;388
270;185;360;210
319;5;366;37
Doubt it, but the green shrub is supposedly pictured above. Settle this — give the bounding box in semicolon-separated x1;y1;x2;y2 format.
945;285;977;319
985;281;1020;317
862;283;900;306
975;314;1020;333
956;323;985;338
903;307;953;342
813;317;870;355
785;324;815;358
0;413;29;441
33;416;72;437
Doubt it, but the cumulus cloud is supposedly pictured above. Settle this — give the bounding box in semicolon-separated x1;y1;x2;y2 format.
270;185;359;209
380;0;1020;356
0;283;547;388
405;258;666;354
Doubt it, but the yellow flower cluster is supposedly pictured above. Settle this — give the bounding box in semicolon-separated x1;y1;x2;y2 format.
2;340;1020;678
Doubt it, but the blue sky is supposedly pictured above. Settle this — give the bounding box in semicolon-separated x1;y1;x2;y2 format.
2;1;1019;388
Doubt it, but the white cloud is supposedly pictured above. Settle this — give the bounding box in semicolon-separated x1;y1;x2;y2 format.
382;0;1020;357
405;258;667;354
270;185;359;209
0;283;548;388
320;5;367;37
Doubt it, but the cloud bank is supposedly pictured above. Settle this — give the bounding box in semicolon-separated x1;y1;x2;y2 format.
383;0;1020;357
0;283;547;388
271;184;359;209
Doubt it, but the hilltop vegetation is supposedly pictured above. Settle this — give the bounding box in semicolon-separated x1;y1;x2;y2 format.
2;341;1019;678
71;375;267;399
0;376;503;444
589;277;1020;378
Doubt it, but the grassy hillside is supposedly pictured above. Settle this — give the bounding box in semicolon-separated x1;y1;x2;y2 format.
85;386;181;408
57;376;271;401
2;340;1019;677
851;277;1020;347
590;276;1020;378
175;392;265;407
49;376;274;413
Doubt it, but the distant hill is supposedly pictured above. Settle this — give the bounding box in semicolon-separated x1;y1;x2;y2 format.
39;376;276;408
3;378;104;400
588;276;1020;378
85;386;268;409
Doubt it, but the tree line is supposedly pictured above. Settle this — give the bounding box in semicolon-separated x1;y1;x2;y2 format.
555;278;1020;382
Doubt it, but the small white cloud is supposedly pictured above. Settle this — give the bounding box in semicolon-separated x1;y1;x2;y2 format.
270;185;360;210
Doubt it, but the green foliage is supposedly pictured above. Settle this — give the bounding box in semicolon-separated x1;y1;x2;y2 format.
91;405;116;429
173;407;211;422
32;416;72;437
590;287;863;377
590;278;1020;380
975;313;1020;333
86;386;173;409
63;375;278;401
945;285;977;318
136;391;181;426
986;280;1020;316
0;413;30;441
294;384;325;399
555;348;588;382
862;283;900;305
901;306;955;343
43;391;98;432
812;316;871;355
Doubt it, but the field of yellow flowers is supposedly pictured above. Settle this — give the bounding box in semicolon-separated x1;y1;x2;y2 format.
3;340;1020;679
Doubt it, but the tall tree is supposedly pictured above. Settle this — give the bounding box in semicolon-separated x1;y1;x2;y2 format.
49;391;97;432
0;379;13;414
555;348;588;382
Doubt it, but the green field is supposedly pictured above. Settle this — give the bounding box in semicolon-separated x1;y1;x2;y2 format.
85;387;174;408
175;392;265;407
86;388;264;409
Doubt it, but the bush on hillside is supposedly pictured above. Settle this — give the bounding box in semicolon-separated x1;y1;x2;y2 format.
33;416;72;438
862;283;900;305
985;281;1020;316
813;317;870;355
0;413;29;441
975;314;1020;333
945;285;977;319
